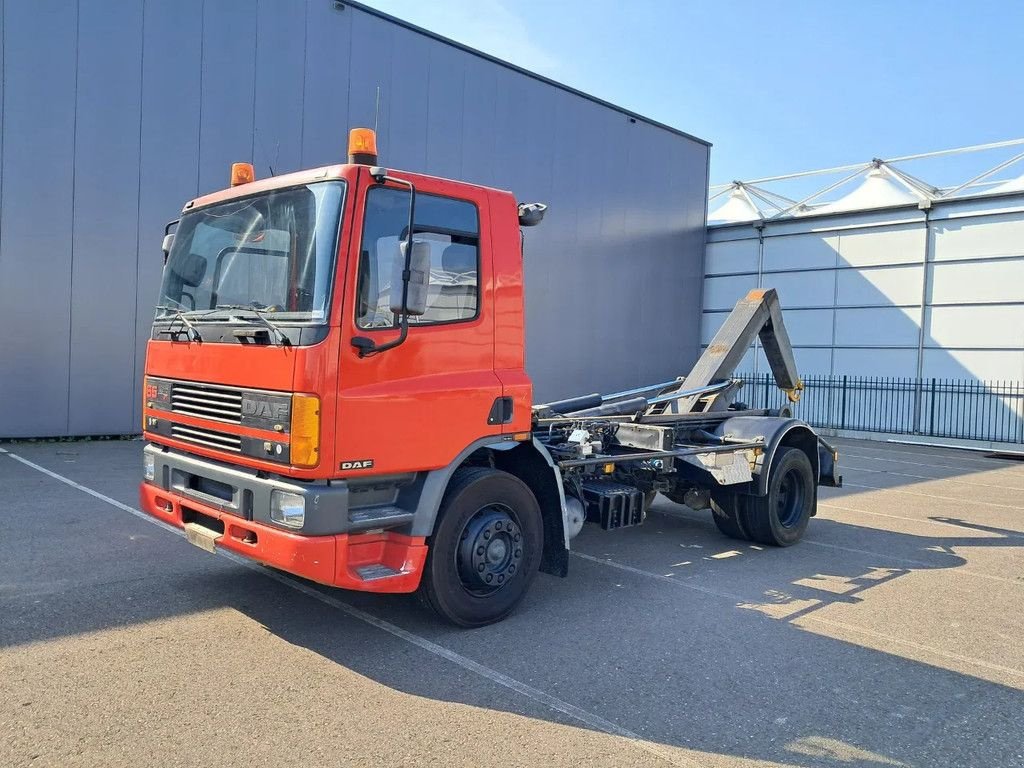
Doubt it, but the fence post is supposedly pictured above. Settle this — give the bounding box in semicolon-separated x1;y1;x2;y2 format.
928;378;937;437
763;373;770;410
912;377;923;435
1018;381;1024;445
840;375;848;430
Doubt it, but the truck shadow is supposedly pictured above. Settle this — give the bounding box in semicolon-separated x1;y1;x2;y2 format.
217;503;1024;768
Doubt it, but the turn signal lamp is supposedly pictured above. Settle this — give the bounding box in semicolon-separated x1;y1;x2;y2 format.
290;394;321;467
348;127;378;165
230;162;255;186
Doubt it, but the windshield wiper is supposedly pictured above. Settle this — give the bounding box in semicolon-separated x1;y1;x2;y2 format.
155;304;202;342
215;303;290;346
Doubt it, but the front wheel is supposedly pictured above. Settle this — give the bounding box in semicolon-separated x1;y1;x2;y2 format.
419;467;543;627
742;447;814;546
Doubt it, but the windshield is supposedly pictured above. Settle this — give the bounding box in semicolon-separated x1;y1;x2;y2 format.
156;181;345;324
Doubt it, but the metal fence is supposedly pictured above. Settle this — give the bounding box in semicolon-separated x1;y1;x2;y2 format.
737;374;1024;444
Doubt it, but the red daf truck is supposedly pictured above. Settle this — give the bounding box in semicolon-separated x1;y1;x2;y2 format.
140;128;841;626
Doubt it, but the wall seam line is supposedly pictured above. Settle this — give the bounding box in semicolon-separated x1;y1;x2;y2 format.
65;0;82;434
298;0;309;168
195;0;206;195
130;0;148;434
250;0;259;165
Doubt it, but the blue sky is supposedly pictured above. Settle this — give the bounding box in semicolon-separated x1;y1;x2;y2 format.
360;0;1024;189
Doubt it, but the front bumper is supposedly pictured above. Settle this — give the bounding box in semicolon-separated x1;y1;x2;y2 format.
140;445;427;592
144;443;352;535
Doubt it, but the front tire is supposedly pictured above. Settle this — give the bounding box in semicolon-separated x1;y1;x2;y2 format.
419;467;543;627
742;447;814;546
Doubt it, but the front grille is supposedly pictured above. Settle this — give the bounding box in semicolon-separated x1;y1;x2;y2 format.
170;382;243;423
170;423;242;452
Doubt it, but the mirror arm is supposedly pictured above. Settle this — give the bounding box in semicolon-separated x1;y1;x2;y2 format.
352;318;408;358
351;172;417;358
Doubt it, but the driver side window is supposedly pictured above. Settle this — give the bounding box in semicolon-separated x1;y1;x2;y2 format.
356;188;479;329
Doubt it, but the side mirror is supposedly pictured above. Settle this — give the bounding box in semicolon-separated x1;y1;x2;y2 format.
162;233;175;257
390;240;430;317
518;202;547;227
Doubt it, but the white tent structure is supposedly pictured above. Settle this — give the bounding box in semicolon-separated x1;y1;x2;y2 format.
803;165;922;215
987;172;1024;195
707;187;762;224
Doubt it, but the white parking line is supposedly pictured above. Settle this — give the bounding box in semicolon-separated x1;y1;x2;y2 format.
841;451;1024;475
834;442;1022;469
819;501;1024;538
841;462;1024;492
570;552;1024;681
0;446;693;768
841;480;1024;511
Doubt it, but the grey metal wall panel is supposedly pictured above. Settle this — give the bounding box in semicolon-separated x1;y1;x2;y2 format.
458;56;499;186
300;0;351;167
0;0;708;436
0;1;78;437
0;0;4;289
346;11;392;150
132;0;204;432
68;0;143;435
253;0;306;178
385;26;431;173
424;44;465;179
198;0;257;195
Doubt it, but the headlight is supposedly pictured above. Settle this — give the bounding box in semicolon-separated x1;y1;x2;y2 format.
143;453;155;482
270;490;305;529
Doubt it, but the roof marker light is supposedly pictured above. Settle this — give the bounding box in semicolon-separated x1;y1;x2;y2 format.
230;162;255;187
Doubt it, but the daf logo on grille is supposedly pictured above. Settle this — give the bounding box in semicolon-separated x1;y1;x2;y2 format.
241;399;288;420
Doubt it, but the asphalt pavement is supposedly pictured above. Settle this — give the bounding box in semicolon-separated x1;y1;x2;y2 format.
2;437;1022;767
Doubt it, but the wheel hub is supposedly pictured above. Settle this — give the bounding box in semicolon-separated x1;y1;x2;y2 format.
457;506;523;593
776;469;804;527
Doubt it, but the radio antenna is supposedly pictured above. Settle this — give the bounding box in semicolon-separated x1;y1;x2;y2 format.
374;86;381;134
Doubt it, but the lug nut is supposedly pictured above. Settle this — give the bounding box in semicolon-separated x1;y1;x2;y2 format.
498;575;504;583
515;549;522;558
514;533;521;542
478;564;485;572
485;574;493;583
509;564;516;573
483;531;490;539
477;546;485;556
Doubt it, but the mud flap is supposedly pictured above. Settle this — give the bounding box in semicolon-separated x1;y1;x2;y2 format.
817;438;843;488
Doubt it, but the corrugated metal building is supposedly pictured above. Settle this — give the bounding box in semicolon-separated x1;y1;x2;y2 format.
0;0;710;438
0;1;712;438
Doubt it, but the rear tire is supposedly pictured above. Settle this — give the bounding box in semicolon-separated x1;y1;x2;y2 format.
419;467;543;627
742;447;814;547
709;492;751;541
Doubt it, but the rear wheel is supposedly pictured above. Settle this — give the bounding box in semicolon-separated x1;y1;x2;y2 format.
419;467;543;627
742;447;814;546
709;492;751;541
666;486;749;541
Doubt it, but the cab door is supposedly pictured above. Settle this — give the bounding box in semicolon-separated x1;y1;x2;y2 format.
334;169;503;477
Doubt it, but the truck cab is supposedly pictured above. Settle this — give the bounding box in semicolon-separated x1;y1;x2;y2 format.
141;128;839;626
